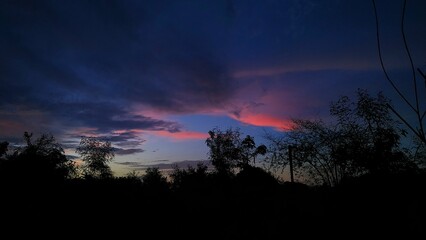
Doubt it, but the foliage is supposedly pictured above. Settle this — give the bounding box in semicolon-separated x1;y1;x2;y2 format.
206;128;241;175
240;135;267;166
235;165;279;192
76;136;114;179
0;132;76;182
206;127;267;175
0;141;8;159
126;170;142;179
141;167;169;194
170;163;209;192
331;90;414;175
266;89;417;186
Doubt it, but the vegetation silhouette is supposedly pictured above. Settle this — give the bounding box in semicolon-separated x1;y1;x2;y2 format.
0;132;75;186
206;127;267;176
141;167;170;196
266;89;420;186
76;136;114;179
0;90;425;237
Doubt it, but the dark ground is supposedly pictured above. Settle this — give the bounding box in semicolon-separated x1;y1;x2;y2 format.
1;172;425;239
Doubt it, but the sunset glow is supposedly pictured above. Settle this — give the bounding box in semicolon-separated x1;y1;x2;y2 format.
1;0;425;175
230;113;292;131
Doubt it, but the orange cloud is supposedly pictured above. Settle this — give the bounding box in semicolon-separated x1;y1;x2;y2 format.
150;130;208;141
230;113;292;131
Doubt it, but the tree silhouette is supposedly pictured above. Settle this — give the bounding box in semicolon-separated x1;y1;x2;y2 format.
0;132;75;183
142;167;169;194
240;135;267;167
170;163;209;193
0;141;8;158
206;128;242;175
266;90;417;186
332;89;415;175
76;136;114;179
235;165;279;194
206;128;267;175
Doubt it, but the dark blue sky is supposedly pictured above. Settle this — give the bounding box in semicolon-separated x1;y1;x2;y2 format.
1;0;425;175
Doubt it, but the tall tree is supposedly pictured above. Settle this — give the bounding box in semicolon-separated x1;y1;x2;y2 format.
240;135;267;166
76;137;114;179
142;167;169;194
266;90;417;186
170;163;209;192
206;128;267;175
206;128;241;175
0;132;75;182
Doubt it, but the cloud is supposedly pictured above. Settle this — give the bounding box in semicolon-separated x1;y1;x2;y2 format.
113;148;145;156
0;0;236;140
230;113;292;131
1;0;425;156
117;161;143;167
65;130;148;155
225;68;390;130
149;130;209;141
0;106;54;138
55;102;183;133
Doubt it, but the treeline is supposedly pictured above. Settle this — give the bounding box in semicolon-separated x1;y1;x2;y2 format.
0;89;425;237
265;89;426;186
1;90;424;187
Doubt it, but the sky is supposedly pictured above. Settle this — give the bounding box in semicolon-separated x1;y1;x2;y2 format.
1;0;425;176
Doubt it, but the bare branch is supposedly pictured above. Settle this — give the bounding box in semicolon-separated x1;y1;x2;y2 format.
371;0;416;112
387;104;426;145
401;0;419;113
417;68;426;89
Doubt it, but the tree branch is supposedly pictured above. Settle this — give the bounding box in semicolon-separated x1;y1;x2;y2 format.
371;0;416;112
387;103;426;145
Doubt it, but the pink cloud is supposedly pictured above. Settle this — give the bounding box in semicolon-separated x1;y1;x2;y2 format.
129;82;301;133
150;130;208;141
230;113;292;131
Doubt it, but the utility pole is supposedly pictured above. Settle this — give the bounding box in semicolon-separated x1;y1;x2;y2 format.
288;145;294;183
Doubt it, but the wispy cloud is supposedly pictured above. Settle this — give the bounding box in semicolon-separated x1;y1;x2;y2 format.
150;130;209;141
230;113;292;131
1;0;425;166
0;0;235;141
113;148;145;156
